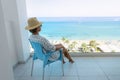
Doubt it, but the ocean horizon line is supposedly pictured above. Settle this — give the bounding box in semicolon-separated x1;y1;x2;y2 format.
36;17;120;22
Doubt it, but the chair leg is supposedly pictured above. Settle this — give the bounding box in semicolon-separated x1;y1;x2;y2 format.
31;60;34;76
42;67;45;80
61;60;64;76
48;64;50;80
61;53;64;76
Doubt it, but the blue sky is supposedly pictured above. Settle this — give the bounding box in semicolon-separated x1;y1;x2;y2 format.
26;0;120;17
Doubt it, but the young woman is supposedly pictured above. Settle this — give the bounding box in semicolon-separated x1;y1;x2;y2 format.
25;17;74;63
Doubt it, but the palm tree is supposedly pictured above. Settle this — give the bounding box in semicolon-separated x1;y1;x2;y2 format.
68;41;78;52
81;43;91;53
89;40;99;52
61;37;69;44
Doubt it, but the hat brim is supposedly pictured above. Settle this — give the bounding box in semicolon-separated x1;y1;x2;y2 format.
25;22;42;30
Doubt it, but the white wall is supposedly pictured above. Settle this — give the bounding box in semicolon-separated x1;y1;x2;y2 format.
0;0;14;80
1;0;30;66
16;0;30;62
1;0;19;66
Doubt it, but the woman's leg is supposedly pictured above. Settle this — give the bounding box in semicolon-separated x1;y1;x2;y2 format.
55;44;74;63
62;48;74;63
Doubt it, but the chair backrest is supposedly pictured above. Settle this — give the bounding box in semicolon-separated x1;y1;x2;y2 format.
29;39;45;60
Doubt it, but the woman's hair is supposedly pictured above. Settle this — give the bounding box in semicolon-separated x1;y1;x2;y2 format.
29;28;37;33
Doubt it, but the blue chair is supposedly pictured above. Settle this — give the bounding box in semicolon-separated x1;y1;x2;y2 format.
29;39;64;80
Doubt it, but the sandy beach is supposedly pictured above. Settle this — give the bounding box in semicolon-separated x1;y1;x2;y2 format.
30;39;120;53
49;39;120;53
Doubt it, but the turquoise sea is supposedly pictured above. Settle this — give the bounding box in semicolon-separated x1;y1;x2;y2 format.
38;17;120;40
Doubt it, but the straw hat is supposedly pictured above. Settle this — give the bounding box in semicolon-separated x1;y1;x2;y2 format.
25;17;42;30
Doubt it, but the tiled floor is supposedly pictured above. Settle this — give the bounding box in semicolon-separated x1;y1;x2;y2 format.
14;57;120;80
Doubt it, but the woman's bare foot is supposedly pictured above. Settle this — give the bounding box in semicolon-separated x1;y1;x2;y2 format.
69;59;74;63
62;60;66;64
